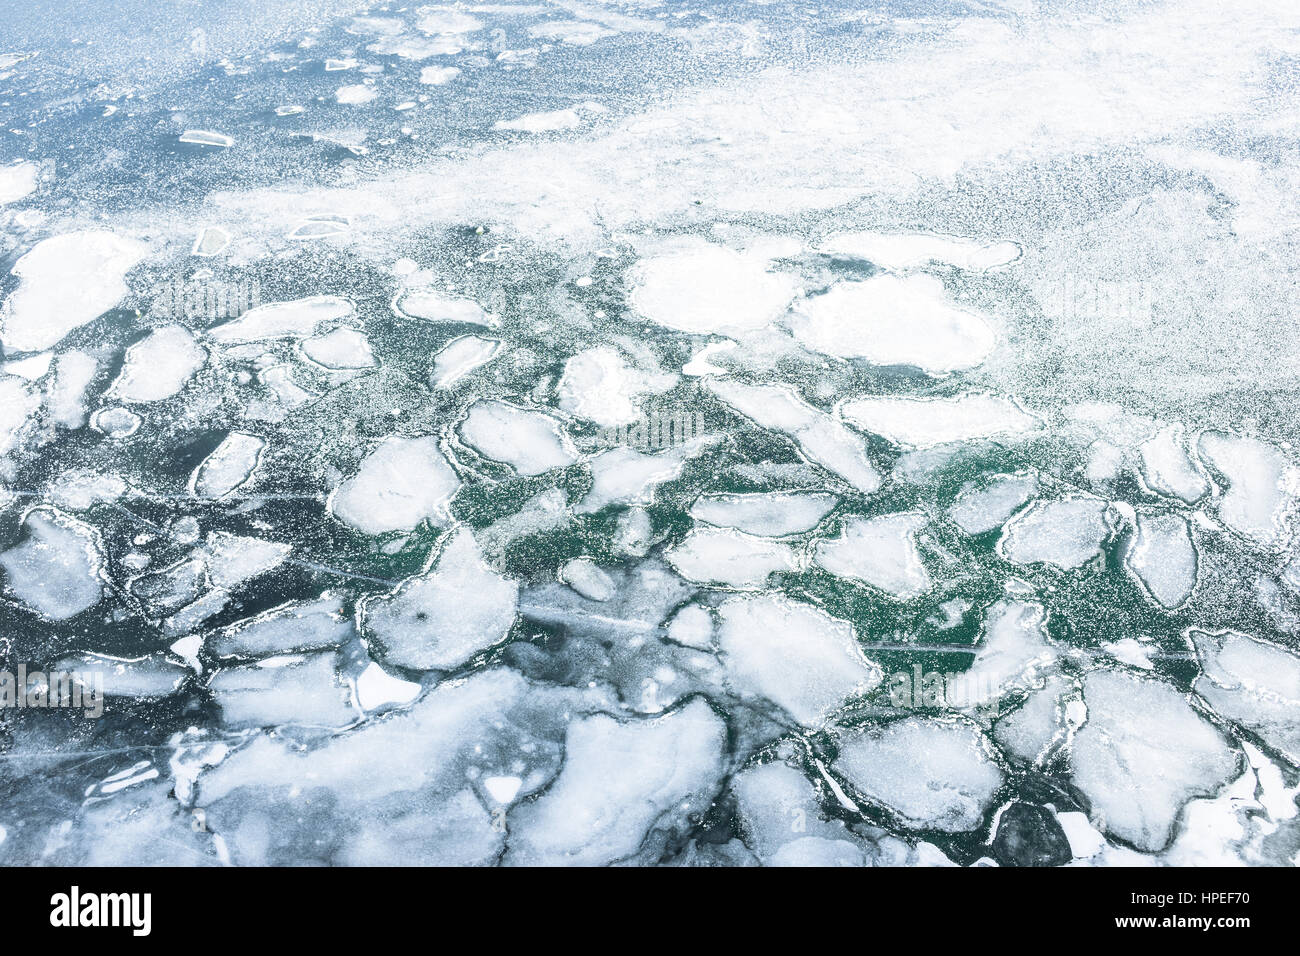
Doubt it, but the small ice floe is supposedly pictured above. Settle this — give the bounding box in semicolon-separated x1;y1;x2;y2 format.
299;326;377;369
0;230;147;352
393;288;496;326
260;365;316;408
629;241;799;334
419;65;460;85
209;295;354;343
190;432;265;499
840;394;1039;449
53;652;188;699
458;400;577;475
1125;511;1196;609
2;351;51;380
430;335;501;387
286;215;350;240
330;435;460;535
953;599;1057;708
819;231;1021;271
0;375;39;455
1071;669;1239;852
209;652;358;729
494;108;584;133
354;660;421;712
717;594;881;725
415;9;483;35
790;275;996;375
1138;424;1209;503
201;532;291;589
109;326;207;402
664;603;714;650
557;346;675;427
993;675;1081;764
948;472;1038;535
46;470;127;511
0;508;104;620
210;594;352;658
834;718;1004;832
335;84;376;105
706;379;881;494
0;160;39;205
575;445;695;514
324;58;356;71
46;351;98;428
274;104;305;116
999;495;1112;570
1191;628;1300;766
90;406;142;438
1197;430;1297;548
179;130;233;147
559;557;616;602
527;20;615;46
682;339;736;376
666;527;798;588
505;699;724;866
361;527;518;670
689;490;837;537
812;512;931;599
191;225;231;257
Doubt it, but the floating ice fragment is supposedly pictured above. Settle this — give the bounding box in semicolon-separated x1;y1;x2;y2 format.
813;512;931;599
527;20;616;45
179;130;233;147
0;376;39;456
717;594;881;725
790;275;996;375
689;490;837;537
1191;629;1300;765
2;351;51;380
948;472;1038;535
419;65;460;85
0;161;39;204
950;599;1057;708
53;652;187;699
109;326;207;402
211;595;351;659
286;216;350;240
819;231;1021;271
430;334;501;387
1139;424;1209;503
201;533;291;589
415;10;483;35
47;470;127;511
331;436;461;535
209;652;357;729
834;718;1004;832
362;527;518;670
682;340;736;376
393;288;496;326
557;346;675;427
495;109;584;133
355;661;421;712
191;226;231;257
90;406;141;438
209;295;354;343
664;603;713;649
666;527;798;588
335;85;376;105
1197;430;1296;548
1125;512;1196;609
993;675;1078;764
629;242;799;334
191;433;265;499
46;351;97;428
459;400;577;475
0;231;147;352
840;394;1039;448
0;508;103;620
999;495;1111;570
300;326;377;369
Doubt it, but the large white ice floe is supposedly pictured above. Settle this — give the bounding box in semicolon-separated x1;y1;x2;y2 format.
330;435;460;535
1191;629;1300;765
999;495;1111;569
208;295;355;344
0;231;146;353
840;394;1039;448
716;594;881;725
819;231;1021;271
666;528;798;588
1125;512;1197;609
458;400;577;475
813;512;931;599
1071;669;1239;852
628;241;799;334
362;527;518;670
689;490;837;537
505;698;726;865
833;717;1004;832
948;472;1038;535
191;433;265;499
1197;430;1297;548
789;275;997;375
1138;424;1209;503
109;326;207;402
557;346;676;427
209;652;357;729
0;508;103;620
706;379;881;494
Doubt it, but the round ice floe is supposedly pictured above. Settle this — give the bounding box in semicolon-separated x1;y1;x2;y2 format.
90;406;142;439
717;594;881;725
0;230;147;353
363;528;518;671
833;717;1004;832
300;326;377;370
1071;669;1238;852
999;495;1111;570
689;491;837;537
458;400;577;476
331;436;461;535
110;326;207;402
790;275;996;375
628;242;799;334
664;603;714;649
559;557;616;602
812;512;931;599
393;288;496;326
0;508;104;620
840;394;1039;449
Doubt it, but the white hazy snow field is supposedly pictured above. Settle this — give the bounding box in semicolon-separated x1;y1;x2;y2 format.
0;0;1296;896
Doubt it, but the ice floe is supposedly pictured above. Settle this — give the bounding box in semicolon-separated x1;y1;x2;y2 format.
0;508;103;620
1139;424;1209;503
948;472;1038;535
331;436;460;535
840;394;1038;448
109;326;207;402
209;295;354;343
1191;629;1300;765
458;400;577;475
191;433;265;499
1197;430;1297;548
557;346;675;427
689;490;837;537
1125;512;1196;609
666;528;798;588
300;327;377;370
819;231;1021;271
812;512;931;599
999;495;1111;570
393;288;496;326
